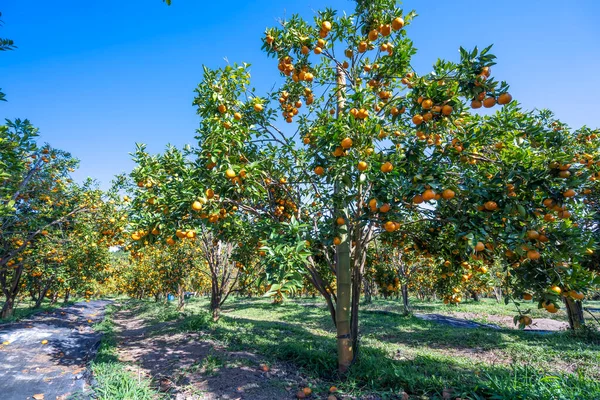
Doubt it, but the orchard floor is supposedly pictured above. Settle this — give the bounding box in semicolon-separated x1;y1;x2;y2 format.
0;299;111;400
93;297;600;400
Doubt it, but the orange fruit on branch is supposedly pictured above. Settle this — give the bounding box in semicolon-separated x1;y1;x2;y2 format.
392;17;404;30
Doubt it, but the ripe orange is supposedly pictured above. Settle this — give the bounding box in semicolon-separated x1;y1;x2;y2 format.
392;17;404;30
233;112;242;121
357;161;368;171
333;237;341;246
483;97;496;108
421;99;433;110
471;100;482;109
333;147;344;157
412;114;424;125
558;170;571;178
442;189;455;200
475;242;485;252
526;230;539;240
380;24;391;36
206;188;215;199
383;221;396;232
380;162;393;173
341;137;353;149
379;203;391;213
192;201;203;211
527;249;541;260
563;189;576;198
522;293;533;301
422;189;436;201
550;285;561;295
484;201;498;211
569;290;584;300
225;169;236;179
254;104;264;112
497;93;512;105
542;198;555;208
301;46;309;55
442;105;453;115
321;21;332;31
217;104;227;114
336;217;345;225
413;194;424;204
314;166;324;175
368;29;379;41
314;47;323;55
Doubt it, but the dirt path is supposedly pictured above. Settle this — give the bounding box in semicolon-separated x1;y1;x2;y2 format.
111;306;313;399
0;300;111;400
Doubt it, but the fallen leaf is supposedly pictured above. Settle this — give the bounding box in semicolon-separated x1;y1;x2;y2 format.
41;340;48;345
2;341;9;345
33;394;44;400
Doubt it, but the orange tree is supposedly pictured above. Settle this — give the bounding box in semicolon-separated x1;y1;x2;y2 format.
187;0;598;371
124;143;265;319
124;240;206;308
21;213;114;308
0;120;113;317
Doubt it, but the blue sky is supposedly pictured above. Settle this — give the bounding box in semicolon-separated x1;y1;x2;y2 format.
1;0;599;189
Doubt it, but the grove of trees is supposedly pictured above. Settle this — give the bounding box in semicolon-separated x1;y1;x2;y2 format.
1;0;599;379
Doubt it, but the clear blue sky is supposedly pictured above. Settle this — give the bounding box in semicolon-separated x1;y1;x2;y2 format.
1;0;599;189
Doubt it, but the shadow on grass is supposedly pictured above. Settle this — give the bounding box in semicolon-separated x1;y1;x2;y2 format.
156;303;600;400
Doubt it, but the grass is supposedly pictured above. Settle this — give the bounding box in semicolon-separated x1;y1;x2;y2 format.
0;297;83;324
103;296;600;399
90;303;162;400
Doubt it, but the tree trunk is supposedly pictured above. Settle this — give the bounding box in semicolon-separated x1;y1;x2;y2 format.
1;297;15;319
401;284;410;315
64;289;71;304
564;297;585;330
493;287;503;303
210;279;222;322
34;284;51;309
363;276;372;304
336;238;352;373
177;284;185;311
470;290;480;302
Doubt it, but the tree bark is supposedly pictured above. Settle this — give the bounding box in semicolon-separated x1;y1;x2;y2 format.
1;297;15;319
177;284;185;311
34;283;51;309
363;276;372;304
493;287;503;303
564;297;585;330
210;278;222;321
335;237;352;373
1;265;24;319
401;284;410;315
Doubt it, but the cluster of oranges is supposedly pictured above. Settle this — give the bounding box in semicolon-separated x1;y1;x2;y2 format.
469;67;513;109
412;188;455;204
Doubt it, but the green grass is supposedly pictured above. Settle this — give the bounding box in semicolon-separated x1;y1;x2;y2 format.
0;297;84;324
109;296;600;399
90;304;162;400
